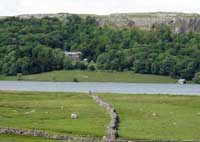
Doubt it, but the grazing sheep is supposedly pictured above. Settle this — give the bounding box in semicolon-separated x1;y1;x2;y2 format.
71;113;78;119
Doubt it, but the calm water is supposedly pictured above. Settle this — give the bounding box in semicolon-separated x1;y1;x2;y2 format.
0;81;200;95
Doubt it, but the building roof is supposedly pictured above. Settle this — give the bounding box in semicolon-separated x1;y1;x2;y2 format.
64;52;82;55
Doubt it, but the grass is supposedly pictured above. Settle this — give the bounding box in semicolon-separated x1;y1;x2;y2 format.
1;91;199;141
0;134;58;142
0;91;109;137
99;93;200;141
0;70;177;83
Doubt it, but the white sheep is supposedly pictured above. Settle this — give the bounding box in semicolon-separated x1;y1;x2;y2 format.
70;113;78;119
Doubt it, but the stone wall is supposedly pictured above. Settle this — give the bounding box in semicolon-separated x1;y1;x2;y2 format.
90;92;118;142
0;128;100;142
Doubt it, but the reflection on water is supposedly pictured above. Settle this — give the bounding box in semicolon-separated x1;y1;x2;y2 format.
0;81;200;95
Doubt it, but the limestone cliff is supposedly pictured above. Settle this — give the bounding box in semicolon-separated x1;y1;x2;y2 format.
2;12;200;33
96;12;200;33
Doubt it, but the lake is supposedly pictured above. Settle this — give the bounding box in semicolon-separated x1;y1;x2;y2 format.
0;81;200;95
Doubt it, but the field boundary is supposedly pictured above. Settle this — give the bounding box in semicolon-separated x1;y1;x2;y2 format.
90;91;119;142
0;128;101;142
119;138;200;142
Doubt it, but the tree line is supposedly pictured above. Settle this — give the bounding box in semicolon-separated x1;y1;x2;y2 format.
0;15;200;81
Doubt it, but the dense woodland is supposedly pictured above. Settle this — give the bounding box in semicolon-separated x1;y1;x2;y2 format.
0;15;200;81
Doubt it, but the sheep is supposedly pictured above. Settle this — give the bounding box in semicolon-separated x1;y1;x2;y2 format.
70;113;78;119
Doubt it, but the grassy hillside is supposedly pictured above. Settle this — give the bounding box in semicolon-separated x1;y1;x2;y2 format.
100;93;200;140
0;70;177;83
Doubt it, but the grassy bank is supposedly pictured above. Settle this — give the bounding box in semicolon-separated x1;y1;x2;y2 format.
0;70;177;83
99;93;200;140
0;91;109;137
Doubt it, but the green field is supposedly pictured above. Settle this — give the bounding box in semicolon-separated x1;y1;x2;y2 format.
99;94;200;140
0;70;177;83
1;91;200;141
0;91;109;138
0;134;58;142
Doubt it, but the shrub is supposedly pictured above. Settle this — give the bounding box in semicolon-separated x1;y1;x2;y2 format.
63;57;73;69
73;77;79;82
17;73;23;81
88;61;96;71
88;64;95;71
193;72;200;84
75;61;87;70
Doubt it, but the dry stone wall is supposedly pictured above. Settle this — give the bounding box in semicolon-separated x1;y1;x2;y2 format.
0;128;100;142
90;92;118;142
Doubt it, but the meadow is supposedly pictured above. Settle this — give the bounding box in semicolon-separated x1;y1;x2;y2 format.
100;93;200;140
0;70;177;83
0;91;109;138
1;91;200;141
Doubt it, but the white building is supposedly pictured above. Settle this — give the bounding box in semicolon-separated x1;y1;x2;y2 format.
64;52;82;61
178;79;186;84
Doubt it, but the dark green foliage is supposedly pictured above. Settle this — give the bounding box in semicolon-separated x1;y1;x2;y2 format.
193;72;200;84
63;57;74;69
0;15;200;80
73;77;79;82
17;73;23;80
75;61;88;70
88;61;96;71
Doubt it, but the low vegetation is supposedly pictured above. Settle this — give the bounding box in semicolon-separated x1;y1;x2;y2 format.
0;91;200;141
99;93;200;140
193;72;200;84
0;70;177;83
0;91;109;137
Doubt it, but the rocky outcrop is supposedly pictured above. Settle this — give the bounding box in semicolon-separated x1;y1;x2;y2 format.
90;92;118;142
0;128;100;142
1;12;200;33
96;13;200;33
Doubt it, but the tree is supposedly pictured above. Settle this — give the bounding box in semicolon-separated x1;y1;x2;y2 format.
88;61;96;71
151;62;159;74
75;61;87;70
63;57;73;69
96;53;108;69
193;72;200;84
17;57;31;75
1;15;200;81
159;56;175;75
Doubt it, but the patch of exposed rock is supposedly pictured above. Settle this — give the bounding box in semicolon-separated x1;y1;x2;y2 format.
96;13;200;33
1;12;200;33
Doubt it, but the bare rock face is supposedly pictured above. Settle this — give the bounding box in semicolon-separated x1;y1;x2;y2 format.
96;13;200;33
2;12;200;33
173;17;200;33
